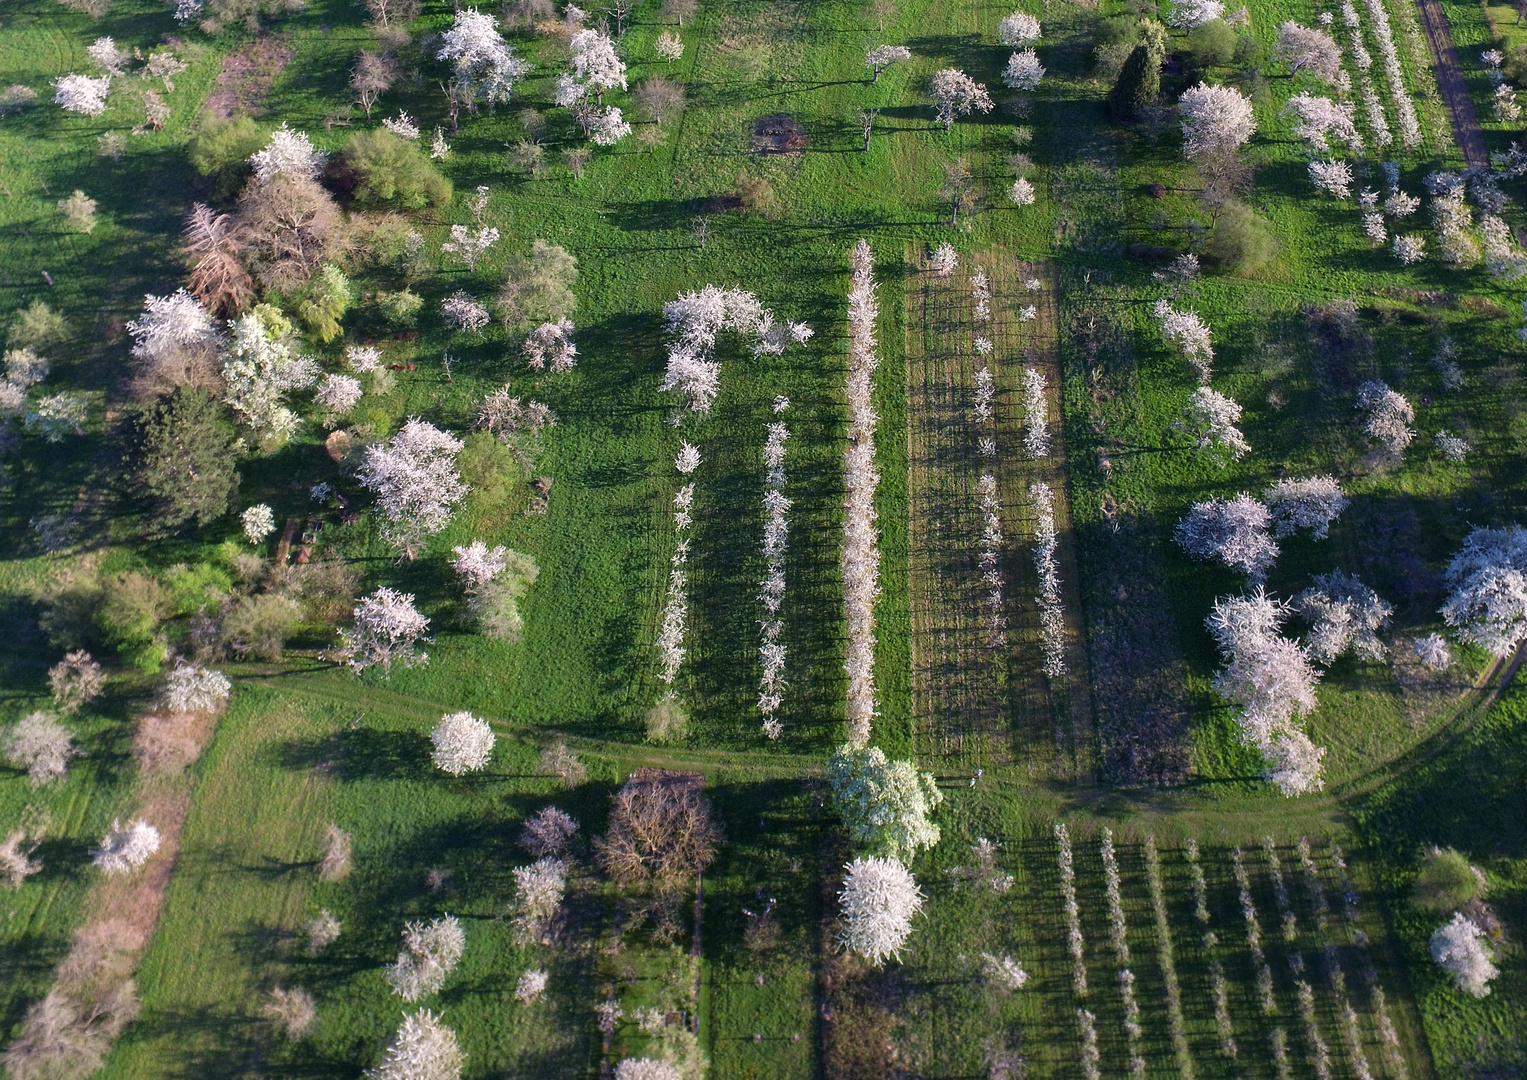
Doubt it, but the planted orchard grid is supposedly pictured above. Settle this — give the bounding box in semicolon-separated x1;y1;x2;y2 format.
905;249;1093;777
898;830;1433;1080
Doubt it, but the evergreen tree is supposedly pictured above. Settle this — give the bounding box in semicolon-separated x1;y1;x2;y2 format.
1109;43;1160;120
135;387;241;532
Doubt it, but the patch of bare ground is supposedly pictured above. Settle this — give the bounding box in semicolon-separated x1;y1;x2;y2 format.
204;38;293;118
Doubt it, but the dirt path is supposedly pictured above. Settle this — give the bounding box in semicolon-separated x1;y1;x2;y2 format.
1415;0;1489;166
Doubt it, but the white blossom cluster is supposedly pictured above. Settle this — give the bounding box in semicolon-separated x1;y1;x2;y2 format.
4;711;75;786
53;73;111;117
844;242;882;747
250;125;327;183
1295;569;1392;664
161;661;232;713
1340;2;1392;149
758;421;791;737
511;856;567;943
1002;49;1045;91
437;8;532;106
1232;847;1278;1014
93;819;161;874
1275;22;1343;84
1023;366;1049;457
441;225;500;271
1354;379;1414;455
1363;0;1421;147
980;952;1028;992
660;285;808;412
1495;81;1522;122
441;292;492;333
657;447;697;684
1179;385;1249;461
1100;830;1145;1080
128;289;220;366
339;587;430;672
24;393;88;442
1264;475;1347;539
1296;978;1335;1080
973;365;995;422
242;503;276;544
368;1011;463;1080
1283;93;1361;153
1429;179;1481;268
1167;0;1223;29
523;318;577;372
359;419;469;558
1151;299;1214;382
837;856;924;965
1430;912;1499;996
1206;591;1326;795
1176;494;1279;580
1186;839;1238;1055
1144;837;1194;1080
1055;822;1087;997
382;111;422;139
971;268;990;324
997;11;1041;45
514;968;548;1004
1078;1008;1102;1080
430;712;495;775
977;474;1005;646
1481;215;1527;280
1179;82;1256;164
221;312;321;440
315;373;363;418
386;916;466;1001
1028;481;1065;676
1414;632;1453;670
929;68;994;129
1309;159;1355;199
929;242;958;276
1441;525;1527;655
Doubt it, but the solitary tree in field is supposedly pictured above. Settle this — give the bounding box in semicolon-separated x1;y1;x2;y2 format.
1430;913;1499;997
569;30;627;104
53;73;111;117
430;712;495;775
1176;386;1249;461
3;712;76;786
368;1010;464;1080
50;651;104;715
160;661;232;713
1179;81;1255;181
385;916;466;1001
929;68;993;129
866;44;911;82
1273;21;1342;83
437;8;532;108
93;819;161;873
997;11;1041;45
352;50;399;118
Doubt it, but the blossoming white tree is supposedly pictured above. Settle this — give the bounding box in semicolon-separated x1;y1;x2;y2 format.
386;915;466;1001
220;312;321;439
827;744;943;860
127;289;221;382
441;293;491;333
998;11;1041;45
1151;299;1214;382
520;807;578;855
511;856;567;943
358;419;468;559
86;37;130;76
315;373;364;418
1263;476;1348;538
514;969;548;1004
1031;481;1066;677
1175;495;1279;580
3;711;76;786
441;225;500;271
1023;367;1050;456
1295;570;1392;663
660;285;806;412
339;587;431;672
430;712;495;775
569;30;627;103
1179;82;1256;164
1167;0;1223;28
367;1010;463;1080
523;318;577;372
758;420;791;736
929;69;994;129
838;856;924;965
866;44;912;82
250;126;327;183
437;7;532;107
1430;913;1499;997
1309;159;1354;199
1414;633;1453;670
159;662;232;716
1440;525;1527;655
1355;379;1414;456
93;819;161;874
1283;94;1362;152
1003;49;1044;91
1178;386;1250;461
242;504;276;544
53;73;111;117
1274;22;1343;82
614;1060;680;1080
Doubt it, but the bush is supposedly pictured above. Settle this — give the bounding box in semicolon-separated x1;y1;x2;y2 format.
495;240;577;330
1187;19;1237;70
1206;200;1277;275
644;695;687;744
296;264;352;342
733;170;777;214
97;571;171;673
188;116;267;199
135;387;241;533
219;592;303;661
375;289;424;328
1413;848;1485;913
343;129;452;209
9;299;68;349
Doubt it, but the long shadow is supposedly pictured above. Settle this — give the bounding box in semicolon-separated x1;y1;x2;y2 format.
270;726;433;782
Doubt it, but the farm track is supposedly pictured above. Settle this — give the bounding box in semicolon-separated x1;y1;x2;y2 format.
1414;0;1489;165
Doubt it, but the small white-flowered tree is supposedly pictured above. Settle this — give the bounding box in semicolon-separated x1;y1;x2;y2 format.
386;916;466;1001
1175;495;1279;580
430;712;495;775
827;744;944;861
1177;386;1249;461
160;662;232;713
3;711;76;786
1002;50;1044;91
1440;525;1527;656
1430;913;1499;997
339;587;431;672
929;69;994;129
997;12;1041;45
242;504;276;544
93;819;161;874
367;1010;464;1080
358;419;468;559
1263;476;1348;539
866;44;912;82
53;73;111;117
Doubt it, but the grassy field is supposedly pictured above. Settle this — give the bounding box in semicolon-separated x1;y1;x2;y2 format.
1;0;1524;1073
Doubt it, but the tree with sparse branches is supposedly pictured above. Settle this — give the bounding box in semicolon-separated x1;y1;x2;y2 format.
183;204;255;316
1176;386;1249;461
496;240;578;330
352;51;400;117
50;651;104;715
929;68;993;129
339;587;431;671
594;771;720;891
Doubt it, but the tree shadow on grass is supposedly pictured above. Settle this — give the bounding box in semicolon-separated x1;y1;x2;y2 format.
269;726;433;782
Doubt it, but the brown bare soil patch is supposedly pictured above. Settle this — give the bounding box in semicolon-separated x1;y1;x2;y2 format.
132;709;220;777
204;38;293;118
752;114;807;155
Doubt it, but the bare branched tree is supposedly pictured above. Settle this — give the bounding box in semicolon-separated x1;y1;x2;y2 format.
594;770;720;891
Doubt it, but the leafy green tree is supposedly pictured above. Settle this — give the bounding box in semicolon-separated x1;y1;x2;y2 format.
8;299;67;349
1187;18;1237;70
297;264;353;343
1108;43;1160;120
188;116;268;199
136;387;242;533
343;129;452;209
1413;848;1485;913
827;744;944;862
495;240;577;330
97;571;171;672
